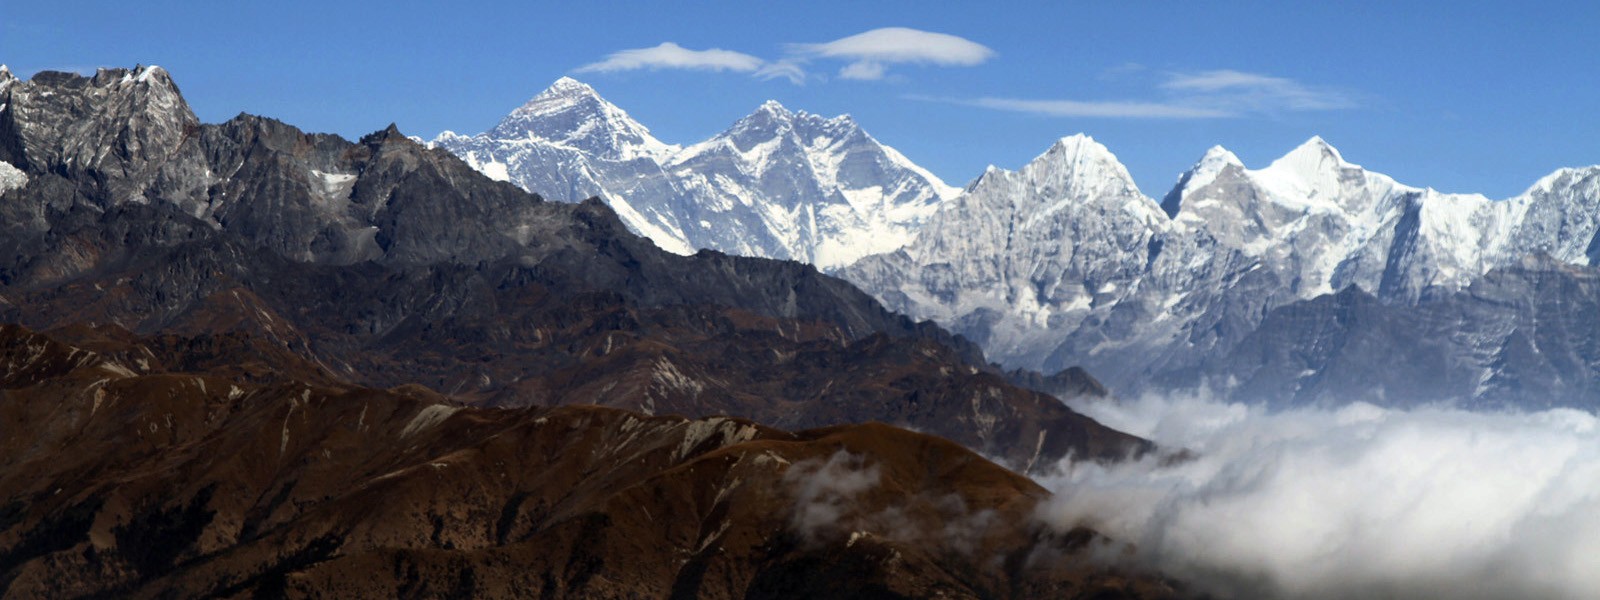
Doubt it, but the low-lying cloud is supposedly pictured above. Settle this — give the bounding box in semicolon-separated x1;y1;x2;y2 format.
786;449;882;544
1035;392;1600;599
783;450;1002;555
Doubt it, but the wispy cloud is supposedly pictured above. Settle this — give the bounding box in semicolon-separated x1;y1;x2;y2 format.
1164;69;1354;111
920;69;1355;119
915;95;1232;119
575;42;765;74
575;27;994;85
754;59;807;85
788;27;995;81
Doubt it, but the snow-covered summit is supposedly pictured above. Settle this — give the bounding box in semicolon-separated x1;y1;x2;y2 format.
1250;135;1367;204
485;77;677;161
1161;145;1243;217
1024;134;1145;203
546;75;591;93
124;64;169;84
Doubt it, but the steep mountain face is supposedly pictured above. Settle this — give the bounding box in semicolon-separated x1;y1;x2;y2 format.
1207;256;1600;409
842;134;1600;408
0;325;1175;599
431;78;956;268
0;66;1144;469
844;135;1166;364
430;78;692;253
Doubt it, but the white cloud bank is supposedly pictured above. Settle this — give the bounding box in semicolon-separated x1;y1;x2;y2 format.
789;27;996;81
1037;392;1600;599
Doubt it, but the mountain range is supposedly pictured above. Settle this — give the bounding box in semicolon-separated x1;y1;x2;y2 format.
0;66;1171;596
845;134;1600;407
430;77;957;269
429;77;1600;408
4;62;1596;595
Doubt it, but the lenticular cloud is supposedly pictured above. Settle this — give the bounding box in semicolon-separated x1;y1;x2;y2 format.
1036;392;1600;599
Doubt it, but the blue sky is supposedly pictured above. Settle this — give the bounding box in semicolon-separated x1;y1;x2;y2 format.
5;1;1597;198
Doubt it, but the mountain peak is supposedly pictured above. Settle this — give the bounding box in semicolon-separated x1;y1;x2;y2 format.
134;64;168;83
1278;135;1348;168
488;77;673;160
1037;134;1126;173
548;76;592;93
1051;133;1097;150
1199;145;1243;167
517;76;604;112
84;64;172;88
1010;133;1145;202
1162;144;1248;217
756;99;791;116
1255;135;1361;196
719;100;800;146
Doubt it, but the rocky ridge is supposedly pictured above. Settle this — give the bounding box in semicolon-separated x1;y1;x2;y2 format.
0;324;1174;598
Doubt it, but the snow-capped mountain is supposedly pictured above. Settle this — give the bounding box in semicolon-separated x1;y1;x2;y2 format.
427;76;1600;408
431;78;957;268
432;77;693;253
842;134;1600;406
1159;136;1530;302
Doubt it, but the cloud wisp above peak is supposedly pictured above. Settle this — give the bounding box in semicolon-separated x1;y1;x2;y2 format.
1164;69;1356;112
788;27;996;81
921;69;1356;119
574;42;765;75
753;59;808;85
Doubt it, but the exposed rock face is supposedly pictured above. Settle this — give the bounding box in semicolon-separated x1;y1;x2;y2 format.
1205;256;1600;408
0;66;1143;468
0;66;199;213
841;134;1600;408
431;78;957;268
0;325;1175;599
